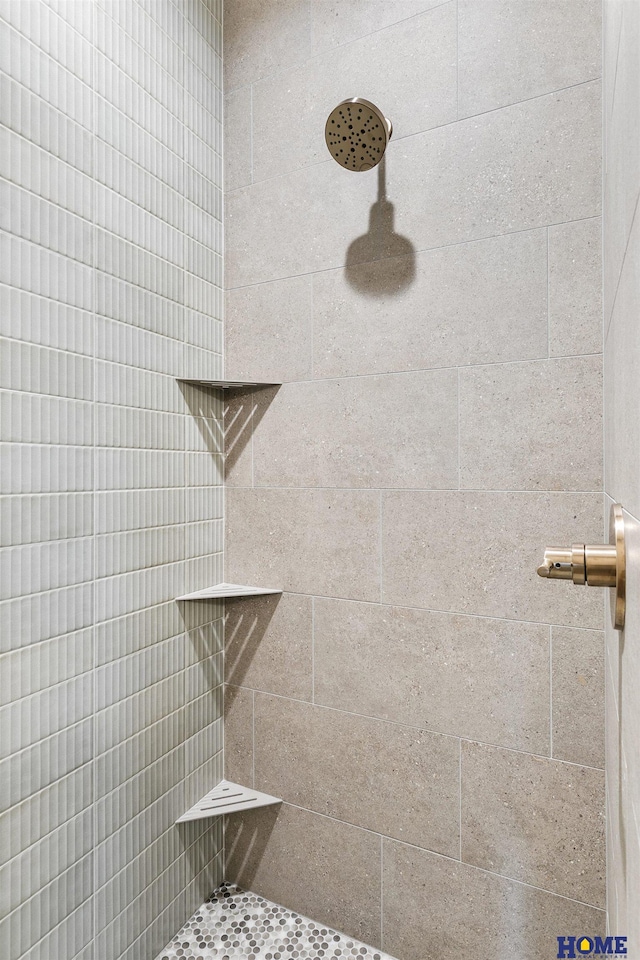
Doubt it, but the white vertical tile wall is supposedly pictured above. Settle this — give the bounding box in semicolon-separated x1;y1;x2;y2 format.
0;1;224;958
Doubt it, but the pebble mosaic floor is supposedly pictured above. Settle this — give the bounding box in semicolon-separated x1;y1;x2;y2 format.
156;882;397;960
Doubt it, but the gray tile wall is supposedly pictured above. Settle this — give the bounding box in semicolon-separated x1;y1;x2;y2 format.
223;1;606;955
0;1;224;957
603;0;640;953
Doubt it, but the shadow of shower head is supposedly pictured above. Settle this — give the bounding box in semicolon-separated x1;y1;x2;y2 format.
325;98;392;172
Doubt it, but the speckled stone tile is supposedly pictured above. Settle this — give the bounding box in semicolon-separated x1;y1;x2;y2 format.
155;883;396;960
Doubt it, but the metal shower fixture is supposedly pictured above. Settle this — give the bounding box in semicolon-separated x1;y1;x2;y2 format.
537;502;627;630
325;98;392;172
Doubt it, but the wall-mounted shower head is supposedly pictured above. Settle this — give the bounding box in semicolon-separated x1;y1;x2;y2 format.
325;98;392;172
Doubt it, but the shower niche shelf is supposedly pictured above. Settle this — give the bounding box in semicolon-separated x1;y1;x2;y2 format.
177;378;281;389
176;780;281;823
177;582;282;601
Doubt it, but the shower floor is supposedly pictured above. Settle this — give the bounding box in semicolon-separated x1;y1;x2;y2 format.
156;882;396;960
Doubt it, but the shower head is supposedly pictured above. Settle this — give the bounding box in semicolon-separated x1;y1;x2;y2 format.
325;98;392;172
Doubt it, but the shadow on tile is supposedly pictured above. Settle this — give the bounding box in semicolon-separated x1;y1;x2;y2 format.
225;803;281;884
179;380;224;456
224;384;280;476
345;157;415;296
224;593;282;687
179;599;224;655
178;819;224;899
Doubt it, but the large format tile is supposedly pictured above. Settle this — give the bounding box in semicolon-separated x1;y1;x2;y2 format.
252;371;458;488
227;83;600;288
223;0;311;90
314;598;550;754
226;488;381;601
224;86;252;192
382;491;604;627
461;741;605;906
223;385;277;488
382;839;605;960
312;230;547;378
252;4;457;182
552;626;605;769
225;275;313;382
458;0;601;117
224;684;254;787
225;592;313;700
226;157;378;288
225;803;382;947
459;356;603;491
393;81;601;253
549;218;603;358
253;694;460;856
310;0;446;53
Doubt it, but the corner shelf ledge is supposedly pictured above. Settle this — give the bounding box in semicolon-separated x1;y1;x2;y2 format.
176;582;282;601
177;378;281;388
176;780;282;822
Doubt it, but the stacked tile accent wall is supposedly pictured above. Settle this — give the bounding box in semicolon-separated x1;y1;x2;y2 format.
223;1;606;956
0;1;224;957
604;0;640;953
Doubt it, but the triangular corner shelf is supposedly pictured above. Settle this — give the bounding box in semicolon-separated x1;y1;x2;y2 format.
176;780;281;822
177;378;281;389
176;582;282;601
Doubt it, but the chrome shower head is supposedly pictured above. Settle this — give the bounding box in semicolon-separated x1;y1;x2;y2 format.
325;98;392;172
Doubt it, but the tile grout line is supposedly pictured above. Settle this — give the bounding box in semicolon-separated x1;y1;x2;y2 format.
230;75;602;194
90;2;98;948
311;596;315;704
309;270;314;380
252;688;256;789
549;625;554;758
225;215;603;289
0;350;606;407
224;481;604;493
226;0;455;98
181;33;189;865
0;63;224;174
547;225;551;358
11;863;97;960
249;82;254;185
227;685;606;772
73;586;608;633
459;738;463;862
380;834;384;950
457;366;461;490
0;172;223;255
250;401;255;489
455;0;459;119
0;231;223;305
278;800;607;913
379;490;383;604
